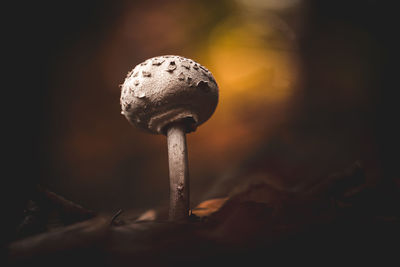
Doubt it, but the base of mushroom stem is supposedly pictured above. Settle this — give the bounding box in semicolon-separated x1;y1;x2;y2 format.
168;208;190;222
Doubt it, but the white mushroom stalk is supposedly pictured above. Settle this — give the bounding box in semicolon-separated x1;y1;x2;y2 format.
120;55;219;221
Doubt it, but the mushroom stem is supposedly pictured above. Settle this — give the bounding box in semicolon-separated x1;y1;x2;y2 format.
166;122;190;221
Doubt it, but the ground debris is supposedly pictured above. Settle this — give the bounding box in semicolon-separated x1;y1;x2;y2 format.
6;162;400;266
15;185;96;240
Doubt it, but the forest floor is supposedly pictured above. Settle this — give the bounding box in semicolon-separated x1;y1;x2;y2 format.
5;162;400;266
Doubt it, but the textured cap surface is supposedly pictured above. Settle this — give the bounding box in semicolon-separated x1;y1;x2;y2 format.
120;55;219;134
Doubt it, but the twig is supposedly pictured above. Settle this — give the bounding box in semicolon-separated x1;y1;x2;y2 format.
110;209;123;225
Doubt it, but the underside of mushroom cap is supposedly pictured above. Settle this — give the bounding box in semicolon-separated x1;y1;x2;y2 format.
120;55;219;134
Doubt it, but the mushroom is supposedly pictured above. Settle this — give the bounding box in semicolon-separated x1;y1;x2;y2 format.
120;55;219;221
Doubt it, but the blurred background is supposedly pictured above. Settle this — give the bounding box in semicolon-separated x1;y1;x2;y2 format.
4;0;398;219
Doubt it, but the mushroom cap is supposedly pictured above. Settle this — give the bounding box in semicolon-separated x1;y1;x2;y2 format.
120;55;219;134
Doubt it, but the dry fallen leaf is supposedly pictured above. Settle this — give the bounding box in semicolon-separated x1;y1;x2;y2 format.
191;197;229;217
